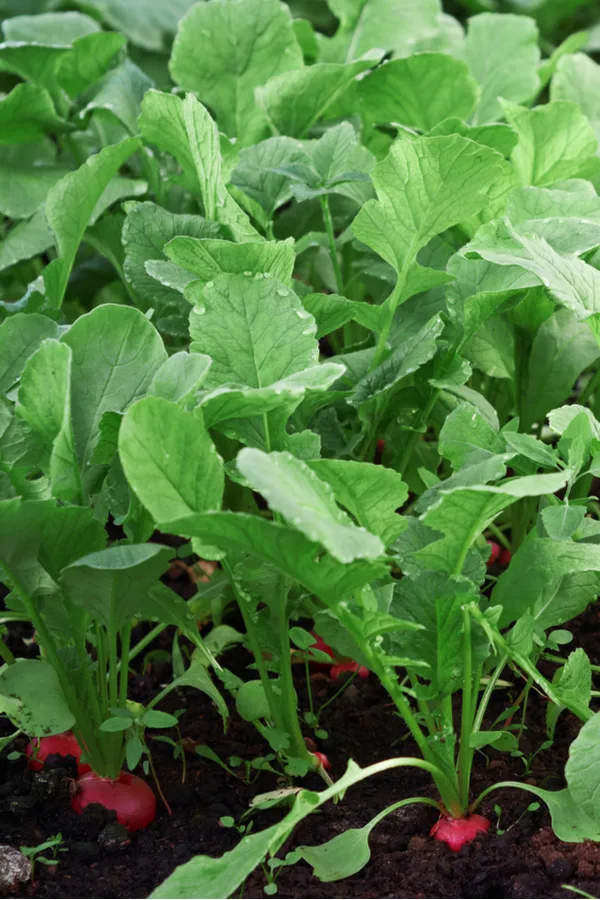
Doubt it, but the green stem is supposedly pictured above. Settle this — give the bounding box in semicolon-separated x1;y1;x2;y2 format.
276;575;311;761
487;522;511;551
119;622;132;707
127;622;166;666
320;195;344;296
395;389;441;478
457;608;474;810
0;638;15;666
316;667;359;718
473;654;508;733
579;365;600;408
305;657;314;717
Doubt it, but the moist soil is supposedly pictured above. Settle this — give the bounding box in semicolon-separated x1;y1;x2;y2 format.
2;571;600;899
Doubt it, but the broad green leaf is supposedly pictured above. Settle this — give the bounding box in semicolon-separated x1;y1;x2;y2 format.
237;449;383;562
495;784;600;843
235;680;271;722
157;511;388;605
72;0;197;51
0;143;70;220
392;572;473;693
3;11;100;43
541;504;585;541
0;42;70;95
465;13;540;125
122;201;219;316
0;210;54;271
148;352;212;406
352;314;444;404
565;712;600;827
358;53;478;132
0;659;74;736
302;293;355;339
494;537;600;627
523;309;600;428
0;82;65;144
352;135;503;279
0;313;58;394
548;404;600;438
44;137;140;308
16;340;81;504
308;459;407;546
463;314;514;380
60;304;167;476
472;224;600;324
170;0;302;145
503;432;559;469
55;31;126;99
506;185;600;255
429;118;518;158
230;136;309;221
0;498;105;597
61;543;172;629
80;60;153;135
119;396;224;524
439;402;504;470
552;53;600;146
504;100;597;188
321;0;443;63
257;58;374;139
165;237;295;288
416;474;570;575
189;274;318;390
138;91;257;240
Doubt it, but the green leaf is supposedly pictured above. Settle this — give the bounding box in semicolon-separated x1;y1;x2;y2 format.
165;237;295;288
16;339;81;504
541;504;586;541
358;53;478;132
0;82;66;144
503;100;598;188
565;712;600;827
0;313;58;394
80;60;153;135
494;536;600;627
60;543;172;629
321;0;443;63
122;201;219;316
56;32;126;99
119;396;224;524
257;58;374;139
100;717;132;732
0;659;74;736
138;91;257;240
189;273;318;390
352;314;444;404
302;293;355;339
439;402;504;470
72;0;198;51
170;0;302;146
416;474;570;575
465;13;540;125
352;135;503;279
308;459;407;547
0;143;70;220
3;11;101;43
60;304;167;477
551;53;600;147
231;136;309;222
502;432;559;469
158;511;387;606
237;449;383;563
44;137;140;308
148;352;212;406
496;784;600;843
506;185;600;256
167;659;228;725
142;710;179;729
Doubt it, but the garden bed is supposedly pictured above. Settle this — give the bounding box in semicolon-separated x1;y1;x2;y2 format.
2;601;600;900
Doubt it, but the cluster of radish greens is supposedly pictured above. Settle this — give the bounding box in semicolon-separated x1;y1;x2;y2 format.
3;0;600;894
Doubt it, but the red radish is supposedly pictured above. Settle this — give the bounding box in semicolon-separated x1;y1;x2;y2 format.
71;771;156;831
310;632;368;681
430;814;490;851
313;751;332;772
26;732;91;774
499;548;512;566
487;541;501;565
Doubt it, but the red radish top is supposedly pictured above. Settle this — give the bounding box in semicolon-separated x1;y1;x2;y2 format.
26;732;90;774
430;814;490;851
310;632;368;681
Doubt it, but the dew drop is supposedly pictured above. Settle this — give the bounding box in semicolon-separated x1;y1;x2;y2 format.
276;288;289;296
205;281;214;289
243;270;252;277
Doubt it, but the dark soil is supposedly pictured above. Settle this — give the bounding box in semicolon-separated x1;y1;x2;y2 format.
2;577;600;899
